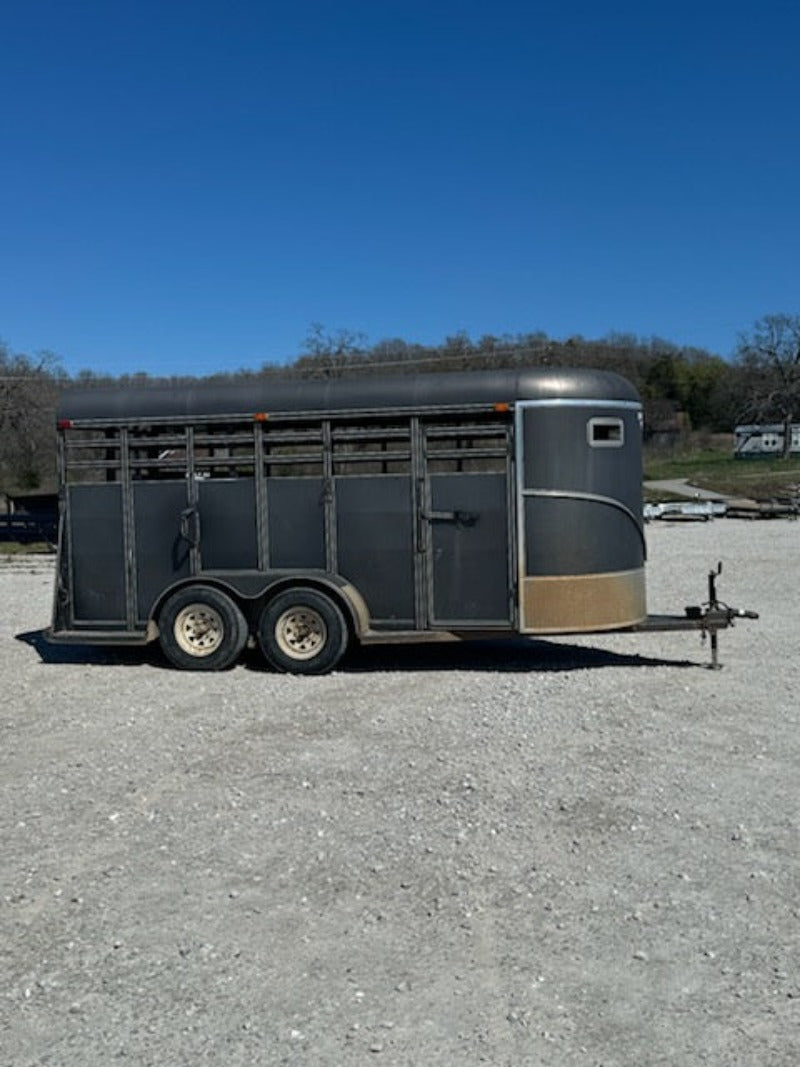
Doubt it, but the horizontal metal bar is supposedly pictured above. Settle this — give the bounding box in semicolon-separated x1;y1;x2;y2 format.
64;460;121;470
424;427;509;438
425;448;507;460
62;401;504;430
331;427;411;441
515;398;642;411
47;628;149;645
333;452;412;464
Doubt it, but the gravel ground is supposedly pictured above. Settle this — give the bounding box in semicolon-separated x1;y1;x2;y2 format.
1;520;798;1067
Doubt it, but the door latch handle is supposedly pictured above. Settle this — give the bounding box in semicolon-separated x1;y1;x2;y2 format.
423;509;478;526
179;507;200;546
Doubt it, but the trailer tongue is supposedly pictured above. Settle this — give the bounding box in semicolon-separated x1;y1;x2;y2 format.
628;563;759;669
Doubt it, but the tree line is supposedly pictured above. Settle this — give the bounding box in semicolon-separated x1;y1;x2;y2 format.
2;313;799;493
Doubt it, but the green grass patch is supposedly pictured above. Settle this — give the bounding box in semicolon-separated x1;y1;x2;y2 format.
644;447;800;499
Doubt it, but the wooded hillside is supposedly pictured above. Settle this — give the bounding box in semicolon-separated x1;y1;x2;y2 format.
2;317;795;493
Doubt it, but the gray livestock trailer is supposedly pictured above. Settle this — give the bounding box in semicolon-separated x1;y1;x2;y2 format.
48;367;755;671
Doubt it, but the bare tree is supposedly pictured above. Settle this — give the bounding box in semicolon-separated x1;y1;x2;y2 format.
295;323;368;378
735;313;800;457
0;344;64;491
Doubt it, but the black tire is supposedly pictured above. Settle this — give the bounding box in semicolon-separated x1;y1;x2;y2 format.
158;586;248;671
257;588;349;675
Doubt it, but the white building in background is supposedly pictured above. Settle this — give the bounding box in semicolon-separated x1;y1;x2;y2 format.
734;423;800;457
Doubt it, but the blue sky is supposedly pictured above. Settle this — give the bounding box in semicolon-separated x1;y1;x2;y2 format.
1;0;798;377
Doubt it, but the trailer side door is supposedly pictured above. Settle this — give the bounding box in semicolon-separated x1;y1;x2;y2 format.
421;419;514;628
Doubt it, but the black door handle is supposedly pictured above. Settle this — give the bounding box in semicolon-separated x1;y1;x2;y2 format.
179;507;200;546
423;510;478;526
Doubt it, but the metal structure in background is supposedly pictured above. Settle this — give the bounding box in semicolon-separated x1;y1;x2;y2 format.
734;423;800;458
0;492;58;544
47;367;756;672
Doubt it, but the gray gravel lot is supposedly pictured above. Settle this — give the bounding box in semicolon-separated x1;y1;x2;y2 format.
1;520;798;1066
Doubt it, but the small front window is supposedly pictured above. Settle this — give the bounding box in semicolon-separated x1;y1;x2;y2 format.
587;417;624;448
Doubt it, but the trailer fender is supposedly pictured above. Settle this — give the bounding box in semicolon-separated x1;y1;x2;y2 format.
148;572;371;642
254;574;371;641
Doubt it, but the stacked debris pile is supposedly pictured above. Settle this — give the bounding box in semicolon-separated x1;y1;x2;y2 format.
645;495;799;522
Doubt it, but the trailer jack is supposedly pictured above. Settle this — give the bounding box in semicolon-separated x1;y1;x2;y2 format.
630;562;759;669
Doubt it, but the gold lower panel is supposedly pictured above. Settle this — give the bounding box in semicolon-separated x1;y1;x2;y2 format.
521;569;646;633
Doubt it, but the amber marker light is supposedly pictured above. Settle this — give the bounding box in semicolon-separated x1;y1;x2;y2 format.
493;402;511;413
253;412;270;422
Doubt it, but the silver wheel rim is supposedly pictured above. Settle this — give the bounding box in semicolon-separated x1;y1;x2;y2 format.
174;603;225;657
275;607;327;660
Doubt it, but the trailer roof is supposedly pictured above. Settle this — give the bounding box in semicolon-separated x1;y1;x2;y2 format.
57;366;640;423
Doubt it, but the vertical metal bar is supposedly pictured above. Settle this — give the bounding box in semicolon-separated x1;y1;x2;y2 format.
410;415;427;631
322;419;336;573
56;425;67;487
514;403;528;632
120;426;137;630
254;420;268;570
504;422;518;627
185;426;200;575
57;427;74;628
710;630;720;670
